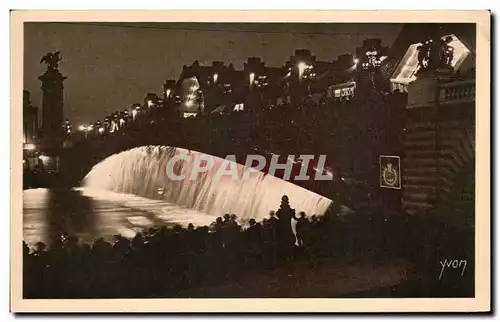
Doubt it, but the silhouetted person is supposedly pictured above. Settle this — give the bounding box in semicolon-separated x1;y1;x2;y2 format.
268;210;279;227
294;211;309;247
185;223;196;253
33;241;47;257
275;195;296;258
23;241;30;257
229;214;239;227
131;232;144;251
262;218;278;268
244;218;263;269
112;234;130;259
222;213;231;226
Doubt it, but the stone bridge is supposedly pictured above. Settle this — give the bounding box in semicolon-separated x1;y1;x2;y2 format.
60;109;363;211
61;75;475;217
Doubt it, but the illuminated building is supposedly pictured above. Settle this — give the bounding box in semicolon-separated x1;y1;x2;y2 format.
23;90;42;170
163;79;176;101
284;49;338;105
244;57;287;112
23;90;39;146
144;92;160;108
176;60;244;116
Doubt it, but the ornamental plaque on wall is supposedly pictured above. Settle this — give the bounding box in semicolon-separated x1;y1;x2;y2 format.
380;155;401;189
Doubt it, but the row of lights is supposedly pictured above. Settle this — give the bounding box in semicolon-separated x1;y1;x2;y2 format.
77;102;155;138
204;58;365;95
180;53;375;105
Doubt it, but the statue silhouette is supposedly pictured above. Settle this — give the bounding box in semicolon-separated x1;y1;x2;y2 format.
40;51;62;71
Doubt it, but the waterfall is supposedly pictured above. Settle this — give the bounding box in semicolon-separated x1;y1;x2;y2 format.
83;146;333;223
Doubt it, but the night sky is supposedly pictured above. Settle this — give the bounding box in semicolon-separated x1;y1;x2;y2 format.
24;22;402;125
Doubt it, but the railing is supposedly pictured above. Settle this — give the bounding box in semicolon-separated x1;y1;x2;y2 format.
390;81;408;93
439;79;475;105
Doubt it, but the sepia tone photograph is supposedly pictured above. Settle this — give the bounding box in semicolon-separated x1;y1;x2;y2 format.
10;10;490;313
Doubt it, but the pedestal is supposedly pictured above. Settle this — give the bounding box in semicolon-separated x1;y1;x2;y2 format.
406;69;454;109
38;69;66;172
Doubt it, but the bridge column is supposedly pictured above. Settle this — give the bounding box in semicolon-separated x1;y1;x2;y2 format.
38;57;67;173
402;70;475;214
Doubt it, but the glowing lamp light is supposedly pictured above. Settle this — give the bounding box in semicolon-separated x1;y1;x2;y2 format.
185;100;193;108
132;109;138;119
98;127;104;134
249;72;256;85
78;125;87;131
147;100;154;108
166;89;172;97
190;85;199;92
213;73;219;83
298;62;307;77
38;154;51;163
354;58;359;64
24;143;36;151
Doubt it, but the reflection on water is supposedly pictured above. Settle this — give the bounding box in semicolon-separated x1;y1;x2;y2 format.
23;188;216;247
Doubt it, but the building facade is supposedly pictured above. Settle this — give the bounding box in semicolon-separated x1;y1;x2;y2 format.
23;90;39;146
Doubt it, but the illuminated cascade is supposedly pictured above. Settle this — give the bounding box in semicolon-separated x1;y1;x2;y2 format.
83;146;334;223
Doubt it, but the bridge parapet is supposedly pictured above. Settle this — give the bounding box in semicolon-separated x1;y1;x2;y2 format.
439;79;475;106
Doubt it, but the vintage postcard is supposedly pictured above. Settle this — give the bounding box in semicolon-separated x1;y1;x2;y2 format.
10;10;491;313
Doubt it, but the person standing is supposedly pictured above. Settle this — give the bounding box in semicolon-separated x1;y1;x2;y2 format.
294;211;309;247
275;195;296;258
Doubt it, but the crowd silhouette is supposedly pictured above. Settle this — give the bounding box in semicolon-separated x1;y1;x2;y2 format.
23;195;334;298
23;189;474;298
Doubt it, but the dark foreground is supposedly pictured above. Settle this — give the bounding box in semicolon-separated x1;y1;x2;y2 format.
23;201;474;299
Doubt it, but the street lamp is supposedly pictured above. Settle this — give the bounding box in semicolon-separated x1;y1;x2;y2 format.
360;49;383;86
298;62;307;78
23;143;36;151
213;73;218;84
249;72;255;86
78;124;90;138
362;50;381;70
38;154;50;164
